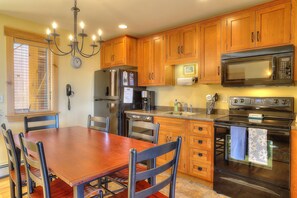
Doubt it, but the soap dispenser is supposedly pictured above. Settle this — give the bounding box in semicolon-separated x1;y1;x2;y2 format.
174;99;178;112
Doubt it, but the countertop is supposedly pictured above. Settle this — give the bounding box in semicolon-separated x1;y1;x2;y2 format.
124;109;227;122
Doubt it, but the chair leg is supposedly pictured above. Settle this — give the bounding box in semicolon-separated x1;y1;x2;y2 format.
9;178;15;198
15;183;22;198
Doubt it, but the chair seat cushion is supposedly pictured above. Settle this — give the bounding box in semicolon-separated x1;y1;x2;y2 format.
110;180;168;198
29;178;100;198
109;164;147;183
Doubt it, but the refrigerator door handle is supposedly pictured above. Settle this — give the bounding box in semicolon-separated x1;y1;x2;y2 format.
105;86;109;96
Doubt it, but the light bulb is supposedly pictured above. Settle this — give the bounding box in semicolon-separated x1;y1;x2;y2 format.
80;21;85;29
97;29;103;36
92;35;97;41
118;24;127;29
46;28;51;35
69;34;73;41
52;21;58;29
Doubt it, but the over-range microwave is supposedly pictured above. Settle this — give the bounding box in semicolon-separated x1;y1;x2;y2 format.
221;45;294;87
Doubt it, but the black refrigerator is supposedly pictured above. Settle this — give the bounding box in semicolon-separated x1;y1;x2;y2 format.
94;68;145;136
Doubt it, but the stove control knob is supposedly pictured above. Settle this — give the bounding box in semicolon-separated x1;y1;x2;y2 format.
240;99;244;103
234;99;238;104
273;99;279;104
282;100;287;105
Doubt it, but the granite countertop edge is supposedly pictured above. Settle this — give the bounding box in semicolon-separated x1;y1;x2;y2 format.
124;109;227;122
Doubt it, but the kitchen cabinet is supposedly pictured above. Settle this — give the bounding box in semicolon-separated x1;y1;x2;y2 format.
154;117;187;173
291;130;297;198
137;34;174;86
188;120;214;182
224;2;291;52
166;24;198;64
199;19;221;84
100;36;137;68
154;117;214;182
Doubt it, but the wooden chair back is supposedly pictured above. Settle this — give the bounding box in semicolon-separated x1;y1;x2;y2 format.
0;124;22;185
128;136;182;198
128;120;160;144
87;115;110;133
19;133;50;196
24;114;59;132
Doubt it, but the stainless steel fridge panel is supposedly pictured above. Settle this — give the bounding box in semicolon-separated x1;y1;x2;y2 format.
94;69;119;100
94;100;119;135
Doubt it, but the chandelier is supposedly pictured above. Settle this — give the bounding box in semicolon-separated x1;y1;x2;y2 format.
45;0;103;60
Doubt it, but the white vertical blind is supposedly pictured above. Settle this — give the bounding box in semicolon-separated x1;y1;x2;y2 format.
13;42;51;113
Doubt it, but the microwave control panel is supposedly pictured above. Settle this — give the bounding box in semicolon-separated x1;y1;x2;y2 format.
278;57;292;79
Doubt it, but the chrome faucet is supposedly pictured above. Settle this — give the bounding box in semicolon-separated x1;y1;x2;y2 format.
189;104;193;113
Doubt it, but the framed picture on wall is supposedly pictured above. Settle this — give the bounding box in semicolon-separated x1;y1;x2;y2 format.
183;64;195;75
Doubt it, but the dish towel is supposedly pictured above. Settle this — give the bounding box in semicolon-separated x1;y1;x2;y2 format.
230;126;247;161
248;128;268;165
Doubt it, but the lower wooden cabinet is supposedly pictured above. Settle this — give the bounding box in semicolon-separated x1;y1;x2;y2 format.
154;117;214;182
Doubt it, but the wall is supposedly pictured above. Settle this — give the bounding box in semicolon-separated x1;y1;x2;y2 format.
0;14;100;165
148;64;297;112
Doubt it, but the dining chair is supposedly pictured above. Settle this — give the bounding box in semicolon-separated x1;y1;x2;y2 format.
1;123;26;198
87;115;110;133
110;136;182;198
24;114;59;133
107;121;160;190
18;132;103;198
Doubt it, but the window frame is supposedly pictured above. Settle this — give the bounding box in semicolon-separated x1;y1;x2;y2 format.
5;27;58;121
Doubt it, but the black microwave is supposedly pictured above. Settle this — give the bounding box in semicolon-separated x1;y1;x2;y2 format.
221;45;294;87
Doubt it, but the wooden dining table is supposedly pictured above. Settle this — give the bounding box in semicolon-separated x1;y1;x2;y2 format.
13;126;156;198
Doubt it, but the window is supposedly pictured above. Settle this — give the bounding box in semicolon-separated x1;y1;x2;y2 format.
5;27;58;119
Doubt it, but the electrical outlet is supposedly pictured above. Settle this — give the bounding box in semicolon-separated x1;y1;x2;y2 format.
221;95;228;103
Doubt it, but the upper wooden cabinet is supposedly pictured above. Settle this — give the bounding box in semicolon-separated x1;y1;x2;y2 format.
166;24;198;64
100;36;137;68
224;2;291;52
138;34;173;86
199;19;221;84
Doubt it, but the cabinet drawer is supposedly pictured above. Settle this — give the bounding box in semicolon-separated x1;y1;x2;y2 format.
189;161;212;182
189;148;212;164
189;121;212;137
189;136;212;150
154;117;186;134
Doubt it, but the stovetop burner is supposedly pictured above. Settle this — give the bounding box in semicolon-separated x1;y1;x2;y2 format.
215;96;294;130
215;115;293;130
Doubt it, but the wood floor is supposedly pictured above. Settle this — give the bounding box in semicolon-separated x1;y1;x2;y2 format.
0;173;213;198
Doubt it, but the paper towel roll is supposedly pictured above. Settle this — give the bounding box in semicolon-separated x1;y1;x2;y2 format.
176;77;198;85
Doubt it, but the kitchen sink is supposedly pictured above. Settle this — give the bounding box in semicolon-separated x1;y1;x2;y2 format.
163;111;197;116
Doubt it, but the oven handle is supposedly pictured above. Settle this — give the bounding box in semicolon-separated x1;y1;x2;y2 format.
214;124;290;136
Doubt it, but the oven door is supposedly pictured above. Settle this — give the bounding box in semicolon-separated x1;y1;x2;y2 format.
222;55;275;87
214;124;290;195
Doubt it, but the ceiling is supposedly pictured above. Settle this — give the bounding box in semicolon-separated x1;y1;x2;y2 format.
0;0;272;40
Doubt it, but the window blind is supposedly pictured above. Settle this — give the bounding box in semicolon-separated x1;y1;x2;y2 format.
13;42;51;113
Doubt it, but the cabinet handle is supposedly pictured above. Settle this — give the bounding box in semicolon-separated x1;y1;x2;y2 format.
251;32;254;42
198;167;203;171
218;66;220;76
152;73;154;80
166;136;169;142
198;140;203;144
148;73;151;80
198;127;203;131
198;153;203;157
180;46;184;54
177;46;181;54
257;31;260;42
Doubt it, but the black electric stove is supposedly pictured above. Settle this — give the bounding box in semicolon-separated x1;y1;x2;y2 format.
214;96;294;198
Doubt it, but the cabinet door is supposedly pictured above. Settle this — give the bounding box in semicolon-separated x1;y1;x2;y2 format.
151;35;165;85
256;2;291;47
225;11;255;52
101;42;113;68
200;20;221;84
113;38;126;65
166;29;180;62
170;133;187;173
156;130;170;165
180;25;197;59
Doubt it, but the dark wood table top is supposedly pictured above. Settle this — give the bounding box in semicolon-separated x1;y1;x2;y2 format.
14;126;155;187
